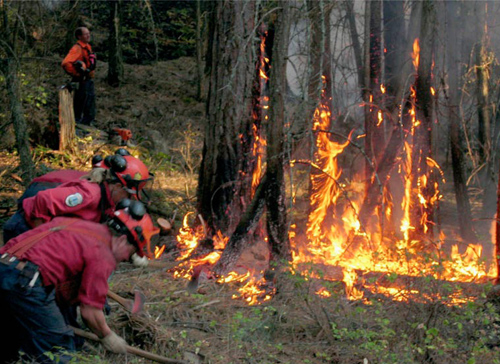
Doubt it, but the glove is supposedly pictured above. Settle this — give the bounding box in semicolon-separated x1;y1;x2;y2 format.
74;60;89;75
88;53;97;71
131;253;149;268
100;331;128;354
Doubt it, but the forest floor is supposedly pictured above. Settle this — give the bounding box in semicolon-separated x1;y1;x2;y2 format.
1;57;500;364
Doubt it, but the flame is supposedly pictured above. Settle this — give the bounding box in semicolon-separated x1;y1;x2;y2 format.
154;245;166;259
412;38;420;70
316;287;331;298
164;69;496;307
376;110;383;127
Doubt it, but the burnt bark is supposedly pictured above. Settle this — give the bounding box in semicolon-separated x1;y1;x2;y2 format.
265;1;291;261
357;1;411;227
213;176;267;276
196;0;257;234
364;0;383;181
307;0;333;120
411;0;436;237
496;164;500;284
383;0;405;112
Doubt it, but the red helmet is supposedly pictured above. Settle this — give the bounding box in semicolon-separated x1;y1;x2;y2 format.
108;155;154;198
92;149;131;169
108;199;160;258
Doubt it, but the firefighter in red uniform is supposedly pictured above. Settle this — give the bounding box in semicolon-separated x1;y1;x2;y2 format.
0;199;159;363
62;26;96;126
2;154;153;253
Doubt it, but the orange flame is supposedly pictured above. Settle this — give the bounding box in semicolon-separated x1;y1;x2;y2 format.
412;38;420;70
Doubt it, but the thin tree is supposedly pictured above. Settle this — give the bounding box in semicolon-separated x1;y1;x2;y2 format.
444;0;477;243
1;0;34;185
411;0;436;238
265;1;292;261
107;0;124;87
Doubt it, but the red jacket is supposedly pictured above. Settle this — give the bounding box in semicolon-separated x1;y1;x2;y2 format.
32;170;86;184
0;217;116;308
61;40;95;79
22;179;115;228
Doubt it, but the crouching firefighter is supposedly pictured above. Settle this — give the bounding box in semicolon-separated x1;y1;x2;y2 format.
0;200;159;364
2;153;153;247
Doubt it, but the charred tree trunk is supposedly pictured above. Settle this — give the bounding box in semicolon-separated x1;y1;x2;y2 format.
496;164;500;284
213;176;268;276
196;0;257;235
411;0;436;238
265;1;291;261
364;0;383;181
107;0;124;87
307;0;331;120
357;2;418;228
1;2;34;185
445;1;477;243
383;0;405;112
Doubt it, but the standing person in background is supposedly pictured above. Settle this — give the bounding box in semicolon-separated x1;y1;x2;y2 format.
61;26;97;126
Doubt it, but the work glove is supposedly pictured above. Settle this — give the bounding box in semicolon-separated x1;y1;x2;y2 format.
88;53;97;71
131;252;149;268
100;331;128;354
74;60;89;76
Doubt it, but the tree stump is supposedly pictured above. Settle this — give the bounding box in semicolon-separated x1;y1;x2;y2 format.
58;85;75;151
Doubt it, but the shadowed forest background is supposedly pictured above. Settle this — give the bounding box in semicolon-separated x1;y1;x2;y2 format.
2;1;500;363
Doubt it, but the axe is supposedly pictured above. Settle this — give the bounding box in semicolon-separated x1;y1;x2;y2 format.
107;290;146;314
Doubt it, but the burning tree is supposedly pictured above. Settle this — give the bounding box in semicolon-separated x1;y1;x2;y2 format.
173;0;499;306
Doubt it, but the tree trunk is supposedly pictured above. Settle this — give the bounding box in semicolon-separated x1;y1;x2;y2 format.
357;1;418;228
2;2;34;185
474;2;496;219
6;57;34;185
345;0;363;90
143;0;159;63
495;163;500;284
196;0;257;235
445;0;477;243
213;176;268;276
364;0;383;181
108;0;124;87
383;0;405;112
265;1;291;261
410;0;436;238
195;0;203;100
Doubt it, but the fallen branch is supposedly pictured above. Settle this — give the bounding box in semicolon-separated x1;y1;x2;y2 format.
71;326;188;364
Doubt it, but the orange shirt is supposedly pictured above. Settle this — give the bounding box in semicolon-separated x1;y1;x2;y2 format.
61;40;95;79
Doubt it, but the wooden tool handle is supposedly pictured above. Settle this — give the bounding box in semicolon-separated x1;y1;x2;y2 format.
71;326;187;364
